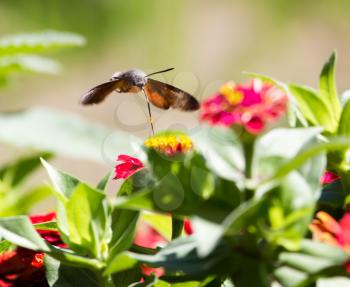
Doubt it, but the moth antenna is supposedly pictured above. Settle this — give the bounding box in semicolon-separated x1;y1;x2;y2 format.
142;88;155;136
145;68;174;78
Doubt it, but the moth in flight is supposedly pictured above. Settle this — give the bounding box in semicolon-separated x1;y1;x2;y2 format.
80;68;199;134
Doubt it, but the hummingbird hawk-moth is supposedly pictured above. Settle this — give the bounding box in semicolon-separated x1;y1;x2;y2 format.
80;68;200;134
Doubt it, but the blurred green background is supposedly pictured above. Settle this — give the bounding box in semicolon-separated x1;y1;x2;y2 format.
1;0;350;189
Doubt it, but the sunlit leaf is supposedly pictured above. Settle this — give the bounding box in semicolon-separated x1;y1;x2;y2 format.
338;99;350;137
0;152;52;187
190;127;244;183
104;252;138;275
0;216;49;251
288;84;336;132
319;52;341;123
65;183;108;257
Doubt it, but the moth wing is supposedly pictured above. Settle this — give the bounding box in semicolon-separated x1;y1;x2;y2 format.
144;78;199;111
80;78;128;105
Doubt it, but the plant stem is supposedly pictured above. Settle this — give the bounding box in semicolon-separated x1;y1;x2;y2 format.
48;246;104;271
171;217;184;240
243;138;255;201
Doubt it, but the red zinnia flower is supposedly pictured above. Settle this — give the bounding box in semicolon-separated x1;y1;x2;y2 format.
0;248;47;287
200;79;288;134
30;212;66;248
29;212;56;224
0;212;65;287
113;154;144;180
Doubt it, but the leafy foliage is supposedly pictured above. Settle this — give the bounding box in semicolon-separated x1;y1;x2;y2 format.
1;52;350;287
0;152;53;216
0;30;85;86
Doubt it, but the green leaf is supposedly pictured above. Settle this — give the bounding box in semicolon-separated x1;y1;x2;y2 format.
190;127;244;182
47;246;104;270
274;266;308;287
0;240;13;253
0;55;61;75
299;239;348;262
288;84;336;132
104;252;138;275
114;189;155;211
279;253;339;274
275;240;348;286
0;152;52;187
65;183;108;256
338;99;350;136
191;217;224;257
131;237;231;275
317;278;350;287
257;128;321;161
0;30;86;55
45;255;100;287
319;52;341;123
0;107;144;163
33;221;58;230
108;209;139;259
0;216;49;251
96;172;111;191
9;185;53;214
256;127;322;180
263;172;317;250
265;137;350;183
41;158;80;200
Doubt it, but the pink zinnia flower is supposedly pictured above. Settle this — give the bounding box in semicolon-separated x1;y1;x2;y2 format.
320;171;340;185
113;155;144;179
200;79;288;134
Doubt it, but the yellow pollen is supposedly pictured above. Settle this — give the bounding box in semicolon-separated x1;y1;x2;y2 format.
220;82;243;105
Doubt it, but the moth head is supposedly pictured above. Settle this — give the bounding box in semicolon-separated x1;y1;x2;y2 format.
110;71;122;80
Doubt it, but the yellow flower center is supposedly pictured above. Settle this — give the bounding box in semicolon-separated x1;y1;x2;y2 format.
220;82;243;105
144;134;193;155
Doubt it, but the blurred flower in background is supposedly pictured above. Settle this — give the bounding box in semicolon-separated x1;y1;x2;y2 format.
200;79;287;134
310;211;350;272
321;170;340;185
